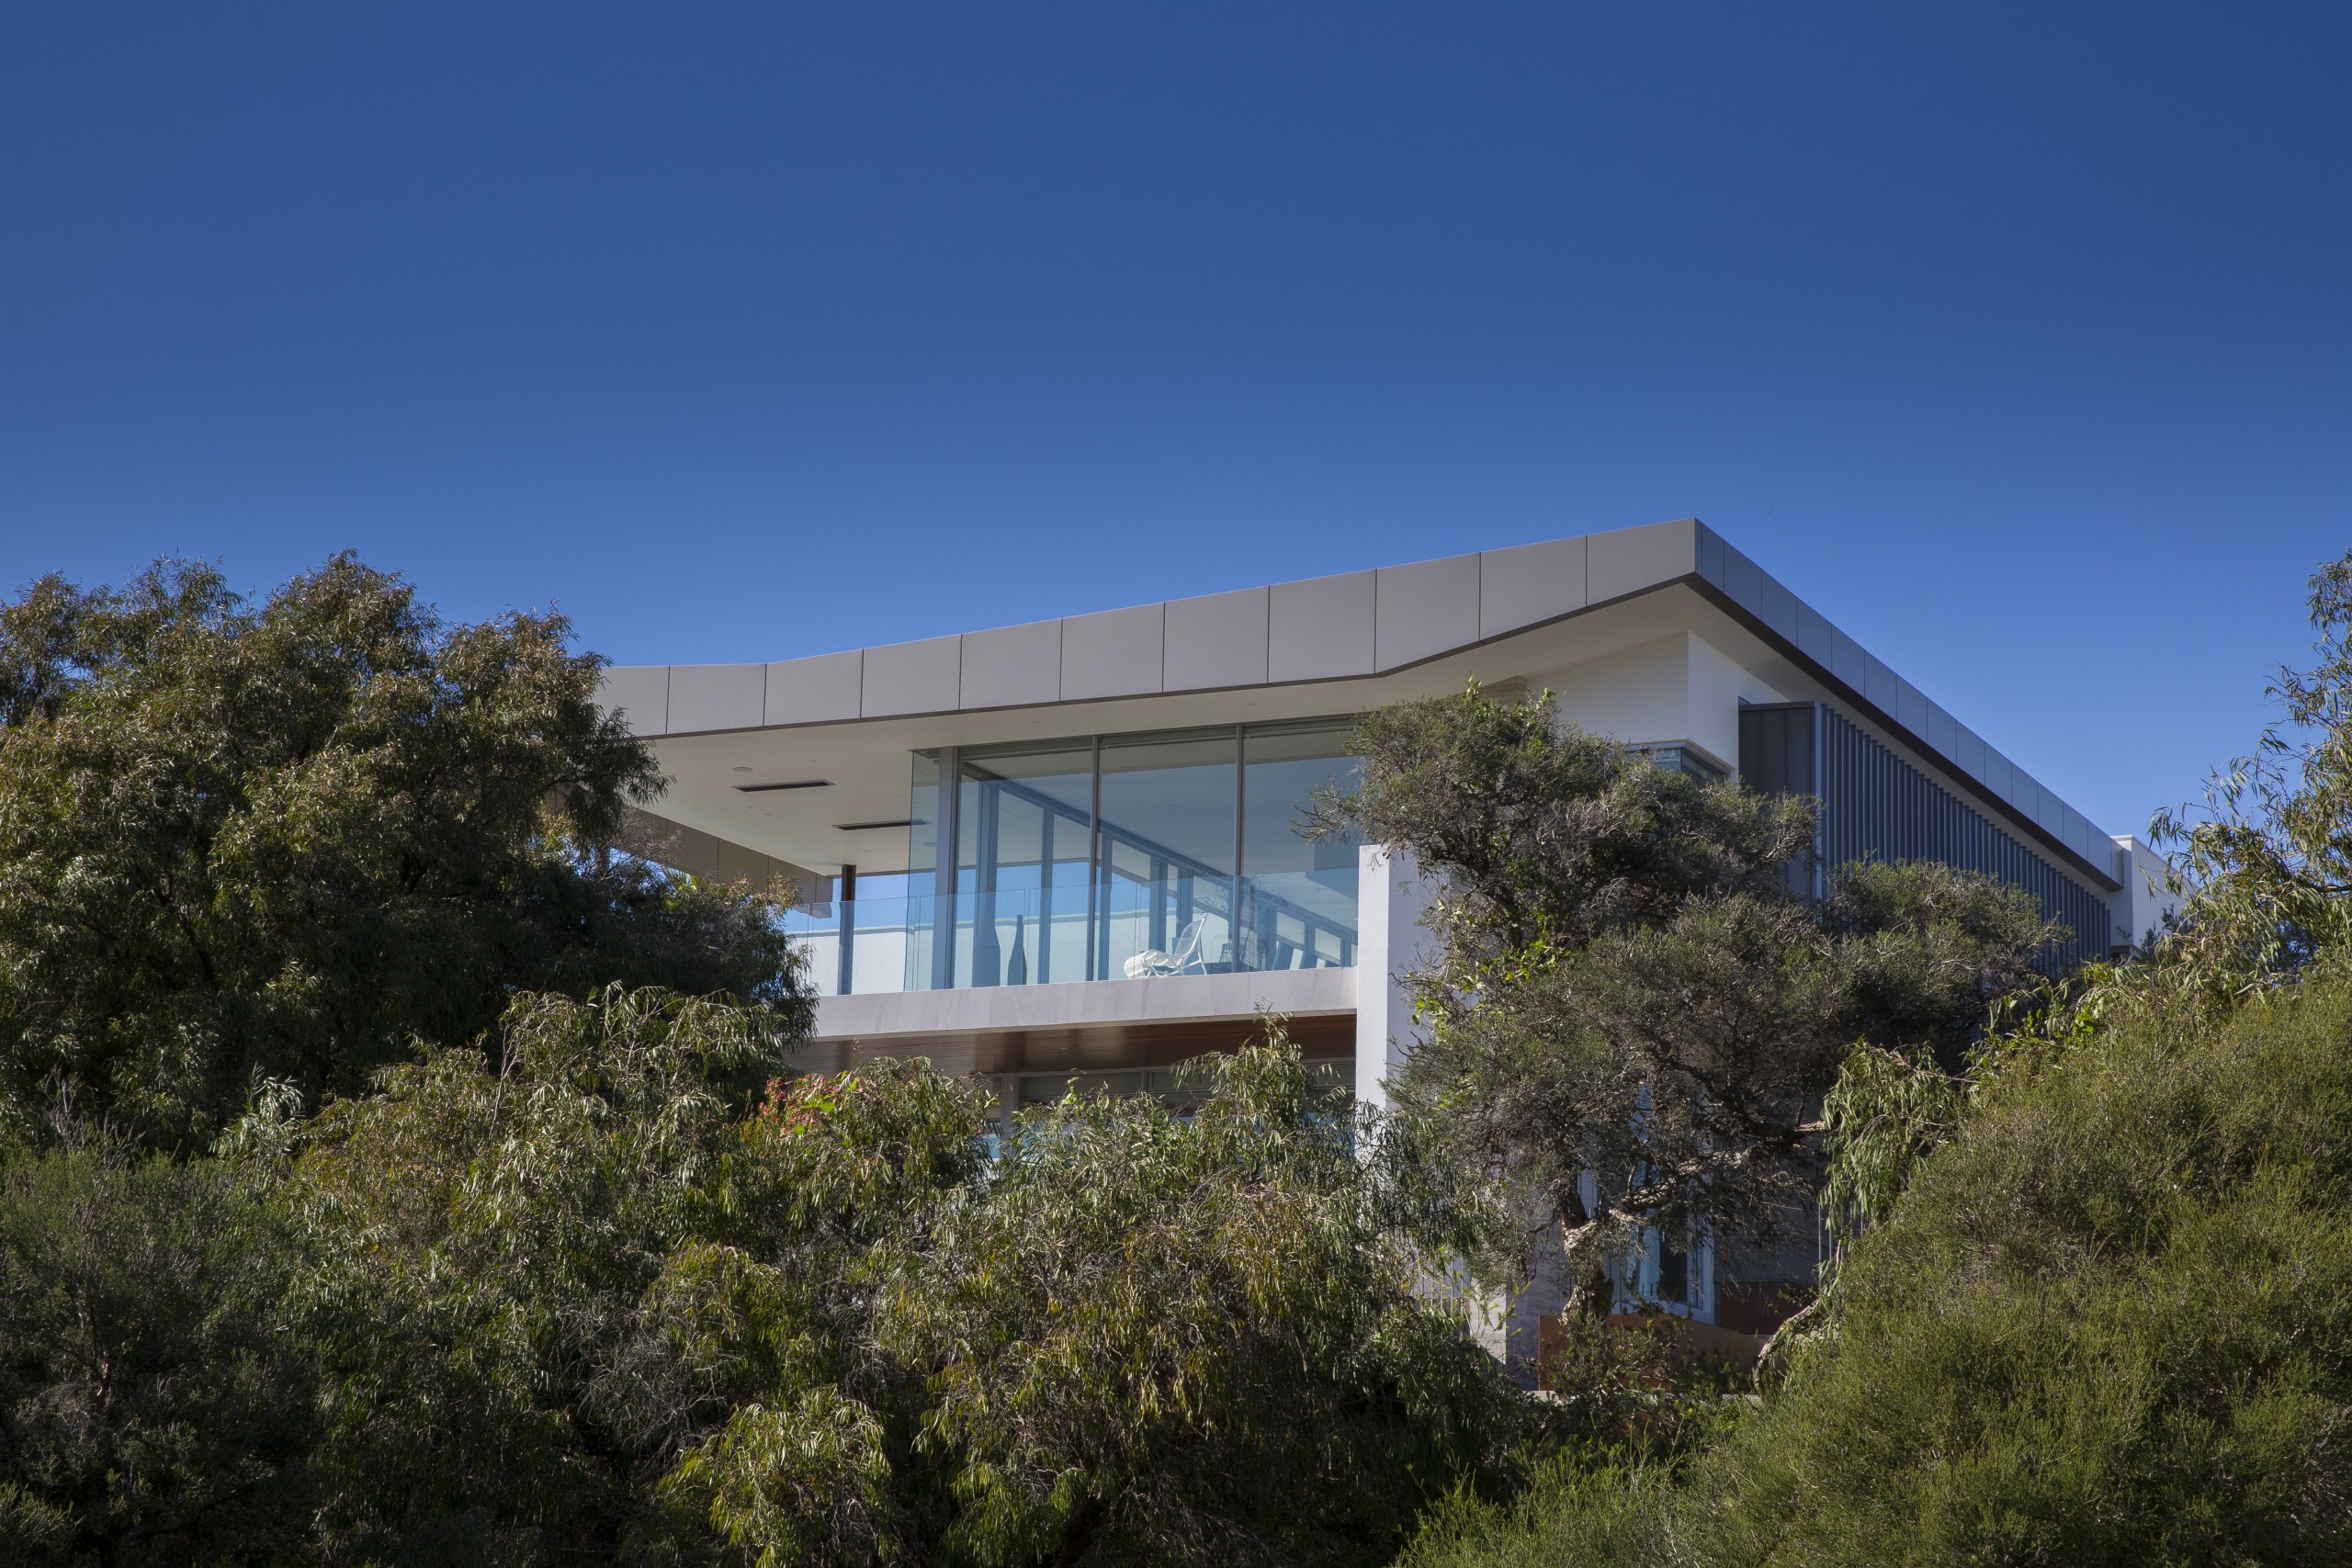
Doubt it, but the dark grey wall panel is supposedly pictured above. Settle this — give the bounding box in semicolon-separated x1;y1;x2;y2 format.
1736;703;1816;798
1740;702;2116;967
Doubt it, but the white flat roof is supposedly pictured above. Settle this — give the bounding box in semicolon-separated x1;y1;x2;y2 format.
601;518;2121;891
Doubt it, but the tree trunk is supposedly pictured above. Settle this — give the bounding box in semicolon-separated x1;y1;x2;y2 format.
1556;1190;1614;1322
1564;1258;1613;1322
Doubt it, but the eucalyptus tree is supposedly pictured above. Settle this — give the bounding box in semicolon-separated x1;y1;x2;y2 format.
879;1026;1528;1568
1397;976;2352;1568
275;985;874;1563
0;1143;316;1567
2147;548;2352;990
1819;547;2352;1287
264;988;1521;1567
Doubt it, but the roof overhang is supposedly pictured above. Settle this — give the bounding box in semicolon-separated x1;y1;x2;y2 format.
602;519;2123;893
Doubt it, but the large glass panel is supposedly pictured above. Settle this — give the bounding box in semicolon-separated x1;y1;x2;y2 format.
956;740;1095;987
894;718;1363;990
905;751;944;989
779;888;841;997
846;872;919;995
1095;728;1238;978
778;871;922;997
1240;720;1361;970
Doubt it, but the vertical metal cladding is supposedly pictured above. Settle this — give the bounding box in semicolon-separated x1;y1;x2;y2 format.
1733;703;1821;899
1740;703;2115;969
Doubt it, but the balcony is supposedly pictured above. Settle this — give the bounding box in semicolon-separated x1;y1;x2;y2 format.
784;867;1357;998
782;716;1364;998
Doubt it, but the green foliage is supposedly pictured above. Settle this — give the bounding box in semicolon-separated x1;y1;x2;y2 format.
0;555;808;1149
0;1144;315;1566
1706;976;2352;1565
1322;682;1812;958
2148;549;2352;988
889;1028;1530;1568
276;986;808;1563
648;1056;993;1565
658;1388;900;1568
1796;547;2352;1359
1815;1039;1962;1251
725;1056;992;1252
1390;1455;1679;1568
1328;683;2054;1301
1530;1310;1747;1464
1822;859;2059;1067
1395;970;2352;1568
172;987;1515;1567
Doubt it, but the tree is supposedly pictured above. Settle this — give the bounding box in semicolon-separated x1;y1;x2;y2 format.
1319;685;2054;1314
0;555;808;1149
1392;560;2352;1568
1397;982;2352;1568
0;1144;316;1567
1815;547;2352;1299
879;1026;1528;1568
649;1036;996;1566
274;986;808;1563
2149;548;2352;991
1724;972;2352;1565
265;988;1518;1567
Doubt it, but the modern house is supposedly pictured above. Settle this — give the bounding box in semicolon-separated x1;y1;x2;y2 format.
597;517;2173;1360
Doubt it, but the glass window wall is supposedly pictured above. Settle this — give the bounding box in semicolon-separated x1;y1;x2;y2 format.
906;750;945;989
1096;728;1238;980
879;717;1363;991
957;740;1095;988
1241;719;1362;972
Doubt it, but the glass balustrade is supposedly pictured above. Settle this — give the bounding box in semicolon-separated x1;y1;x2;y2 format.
782;872;1359;998
779;884;924;999
786;717;1363;996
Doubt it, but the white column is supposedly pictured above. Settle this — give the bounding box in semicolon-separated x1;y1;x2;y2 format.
1352;843;1434;1111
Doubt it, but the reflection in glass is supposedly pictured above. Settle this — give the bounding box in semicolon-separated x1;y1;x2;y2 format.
877;719;1365;993
907;751;944;989
1240;720;1361;971
1096;729;1238;979
956;740;1094;987
781;872;925;998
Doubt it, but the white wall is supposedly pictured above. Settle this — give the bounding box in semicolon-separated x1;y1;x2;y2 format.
1535;630;1783;771
1687;632;1780;764
2110;836;2185;951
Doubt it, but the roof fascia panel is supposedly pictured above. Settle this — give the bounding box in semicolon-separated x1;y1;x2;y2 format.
1478;536;1588;638
612;517;2121;889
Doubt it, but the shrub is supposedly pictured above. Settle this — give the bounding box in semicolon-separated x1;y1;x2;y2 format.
1703;977;2352;1565
1391;974;2352;1567
0;1145;314;1566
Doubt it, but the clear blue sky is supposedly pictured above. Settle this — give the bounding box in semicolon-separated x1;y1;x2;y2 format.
3;4;2346;840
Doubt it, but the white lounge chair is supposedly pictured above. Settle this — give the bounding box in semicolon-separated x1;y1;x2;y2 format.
1123;918;1205;979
